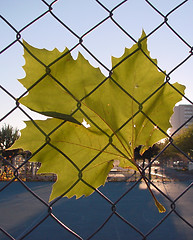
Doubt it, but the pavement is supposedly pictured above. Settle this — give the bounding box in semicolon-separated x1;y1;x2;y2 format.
164;167;193;181
1;181;193;240
108;166;193;182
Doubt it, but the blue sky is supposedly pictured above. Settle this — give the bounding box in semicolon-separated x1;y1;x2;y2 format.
0;0;193;130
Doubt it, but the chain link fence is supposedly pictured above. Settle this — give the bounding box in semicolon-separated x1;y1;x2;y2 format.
0;0;193;239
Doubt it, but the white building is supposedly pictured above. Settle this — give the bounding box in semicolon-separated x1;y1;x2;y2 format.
170;104;193;134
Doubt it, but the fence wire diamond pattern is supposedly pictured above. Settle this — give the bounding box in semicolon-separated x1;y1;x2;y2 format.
0;0;193;239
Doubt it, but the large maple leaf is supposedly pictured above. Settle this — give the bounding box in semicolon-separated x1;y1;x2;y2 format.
13;31;185;212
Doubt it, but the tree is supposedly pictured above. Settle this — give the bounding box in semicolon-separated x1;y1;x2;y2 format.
0;124;20;150
135;144;160;179
156;124;193;163
174;124;193;157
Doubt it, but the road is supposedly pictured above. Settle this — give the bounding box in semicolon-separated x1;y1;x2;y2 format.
151;166;193;181
0;180;193;240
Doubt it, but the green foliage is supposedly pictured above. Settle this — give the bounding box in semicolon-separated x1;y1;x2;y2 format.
13;31;185;212
163;124;193;158
0;124;20;150
174;124;193;156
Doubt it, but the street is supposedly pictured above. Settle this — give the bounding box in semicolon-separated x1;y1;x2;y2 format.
0;180;193;240
151;165;193;182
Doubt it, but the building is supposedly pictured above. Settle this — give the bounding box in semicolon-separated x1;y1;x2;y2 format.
170;104;193;134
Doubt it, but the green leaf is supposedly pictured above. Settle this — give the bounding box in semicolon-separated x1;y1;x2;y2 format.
13;31;185;210
19;40;104;121
13;118;134;201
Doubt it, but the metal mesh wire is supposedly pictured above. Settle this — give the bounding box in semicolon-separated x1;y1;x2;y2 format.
0;0;193;239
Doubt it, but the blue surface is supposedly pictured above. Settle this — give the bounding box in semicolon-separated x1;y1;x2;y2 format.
0;181;193;239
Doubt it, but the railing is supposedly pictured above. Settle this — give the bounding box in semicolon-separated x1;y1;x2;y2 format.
0;1;193;239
